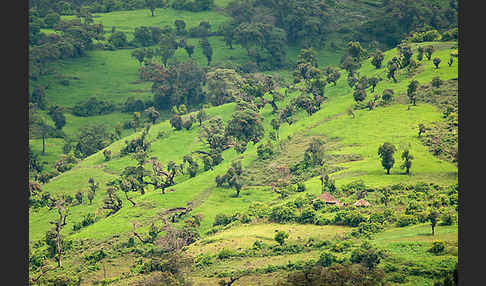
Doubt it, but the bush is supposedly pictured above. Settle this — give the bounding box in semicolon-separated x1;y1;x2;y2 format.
217;248;235;260
431;76;442;88
333;210;367;227
270;205;296;223
103;149;112;161
428;241;446;255
396;215;417;227
55;154;77;173
213;213;232;227
72;97;115;117
298;208;316;224
257;141;274;160
274;230;289;245
440;212;456;226
317;251;338;267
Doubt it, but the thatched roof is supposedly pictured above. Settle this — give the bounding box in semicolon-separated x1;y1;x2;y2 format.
354;199;371;207
315;192;340;204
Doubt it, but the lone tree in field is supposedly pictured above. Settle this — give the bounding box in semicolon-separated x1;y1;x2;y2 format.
144;106;160;124
448;56;453;67
200;37;213;66
378;142;396;175
433;57;441;69
371;50;384;69
417;46;424;61
131;49;146;66
428;210;439;235
49;198;69;267
382;89;394;104
145;0;157;16
400;149;414;175
425;45;435;60
274;230;289;246
407;80;419;106
418;123;426;137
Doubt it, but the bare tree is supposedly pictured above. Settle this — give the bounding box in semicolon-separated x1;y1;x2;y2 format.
48;199;69;267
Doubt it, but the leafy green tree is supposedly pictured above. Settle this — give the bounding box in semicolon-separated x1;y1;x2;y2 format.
30;85;48;110
417;46;424;61
425;45;435;60
74;125;112;159
387;60;399;83
144;106;160;124
87;190;95;205
156;31;178;67
398;44;413;68
199;37;213;66
108;31;127;48
131;49;146;66
274;230;289;246
225;102;265;148
48;106;66;130
304;138;325;167
353;88;367;102
371;50;384;69
368;76;381;93
400;149;414;174
428;210;439;235
407;80;419;105
133;26;153;46
170;114;183;130
378;142;396;174
350;243;384;270
174;19;187;36
382;89;394;104
145;0;157;16
433;57;441;69
75;191;83;205
418;123;426;137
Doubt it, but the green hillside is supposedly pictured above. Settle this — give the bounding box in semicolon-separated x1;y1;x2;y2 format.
28;1;458;285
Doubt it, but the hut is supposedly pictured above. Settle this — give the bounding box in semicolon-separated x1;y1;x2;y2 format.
314;192;341;205
354;199;371;207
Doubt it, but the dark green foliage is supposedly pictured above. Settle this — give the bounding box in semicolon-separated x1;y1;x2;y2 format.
377;142;396;174
303;138;325;168
274;231;289;246
433;57;441;69
225;102;265;147
350;243;384;270
333;210;366;227
317;251;337;267
213;213;233;227
72;97;115;117
108;31;127;48
407;80;419;105
30;86;48;110
270;205;296;223
428;241;445;255
74;125;112;159
400;149;414;174
171;0;214;12
353;88;367;102
382;89;394;104
425;45;435;60
432;76;442;88
371;50;384;69
170;115;183;130
199;37;213;66
257;141;275;160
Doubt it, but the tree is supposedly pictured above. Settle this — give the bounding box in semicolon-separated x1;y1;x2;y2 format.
74;125;112;159
417;46;424;61
131;49;146;66
368;76;381;93
407;80;419;105
401;149;414;175
353;88;366;102
157;32;178;67
448;56;453;67
304;138;325;167
274;230;289;246
425;45;435;60
144;106;160;124
30;85;48;110
108;31;127;48
87;190;95;205
378;187;392;207
170;115;183;130
382;89;394;104
184;44;194;58
133;26;153;46
75;191;83;205
418;123;426;137
174;19;187;36
371;50;384;69
433;57;441;69
48;106;66;130
428;210;439;235
378;142;396;174
49;198;70;267
225;102;265;149
387;60;399;83
199;37;213;66
145;0;157;16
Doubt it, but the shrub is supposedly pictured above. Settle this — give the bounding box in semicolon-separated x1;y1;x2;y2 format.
440;212;456;226
428;241;446;254
334;210;367;227
313;214;331;225
103;149;112;161
298;208;316;224
217;248;235;260
317;251;337;267
431;76;442;88
55;154;77;173
396;215;417;227
274;230;289;246
270;206;296;223
170;115;183;130
296;182;306;192
72;97;115;117
213;214;232;226
257;141;275;160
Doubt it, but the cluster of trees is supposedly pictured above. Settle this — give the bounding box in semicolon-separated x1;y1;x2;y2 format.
377;142;414;175
170;0;213;12
356;0;458;48
29;0;168;16
29;12;104;80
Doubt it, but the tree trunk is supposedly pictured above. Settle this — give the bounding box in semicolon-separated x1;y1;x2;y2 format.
42;135;46;154
125;192;136;206
151;9;154;17
386;168;390;175
432;225;435;236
